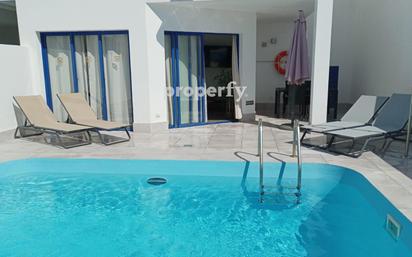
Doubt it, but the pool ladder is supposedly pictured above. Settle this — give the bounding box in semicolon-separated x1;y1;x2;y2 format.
257;119;302;203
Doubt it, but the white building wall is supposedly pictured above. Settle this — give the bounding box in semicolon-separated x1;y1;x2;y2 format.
14;0;257;131
0;45;33;131
331;0;412;104
256;21;294;104
15;0;152;125
309;0;334;124
255;16;315;105
329;0;355;104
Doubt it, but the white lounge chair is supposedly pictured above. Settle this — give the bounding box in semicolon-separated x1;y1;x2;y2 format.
301;95;388;147
13;95;91;148
325;94;411;157
57;93;131;145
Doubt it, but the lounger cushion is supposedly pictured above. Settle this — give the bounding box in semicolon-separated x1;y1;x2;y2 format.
76;120;127;130
372;94;411;132
304;121;364;132
303;95;388;133
37;122;90;133
14;95;90;133
58;93;130;129
327;126;386;139
341;95;388;123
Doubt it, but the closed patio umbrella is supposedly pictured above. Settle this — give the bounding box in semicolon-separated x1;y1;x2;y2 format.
284;10;310;124
405;99;412;156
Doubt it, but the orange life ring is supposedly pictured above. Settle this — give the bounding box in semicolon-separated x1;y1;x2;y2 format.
274;51;288;75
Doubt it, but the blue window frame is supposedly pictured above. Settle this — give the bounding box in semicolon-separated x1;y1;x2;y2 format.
165;31;240;129
40;30;134;128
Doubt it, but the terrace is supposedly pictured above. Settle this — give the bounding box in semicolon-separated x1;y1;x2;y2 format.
0;0;412;255
2;116;412;221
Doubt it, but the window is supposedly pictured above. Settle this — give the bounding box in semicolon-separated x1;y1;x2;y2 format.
40;31;133;126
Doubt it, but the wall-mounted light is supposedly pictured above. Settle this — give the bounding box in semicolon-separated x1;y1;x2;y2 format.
270;37;277;44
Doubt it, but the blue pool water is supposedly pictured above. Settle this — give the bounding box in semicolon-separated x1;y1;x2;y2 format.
0;159;411;257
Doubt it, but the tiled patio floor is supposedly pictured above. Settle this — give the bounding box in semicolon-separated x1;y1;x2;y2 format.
1;116;412;220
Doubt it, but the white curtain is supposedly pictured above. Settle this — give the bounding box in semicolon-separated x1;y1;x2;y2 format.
232;36;243;120
177;35;203;125
102;34;133;124
46;36;74;121
74;35;102;119
190;36;200;123
177;35;190;124
164;34;174;126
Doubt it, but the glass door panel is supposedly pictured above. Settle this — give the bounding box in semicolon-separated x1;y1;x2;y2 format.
165;33;205;128
45;36;74;121
189;35;201;123
164;34;174;127
177;35;190;125
102;34;133;125
74;35;103;119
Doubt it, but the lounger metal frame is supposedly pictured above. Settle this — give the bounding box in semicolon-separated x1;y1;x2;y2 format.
86;127;131;146
14;120;92;149
13;99;92;149
323;128;407;158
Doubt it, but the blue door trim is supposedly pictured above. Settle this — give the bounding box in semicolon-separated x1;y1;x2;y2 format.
200;34;206;123
40;34;53;109
169;33;178;128
174;34;181;127
165;31;238;36
125;33;135;128
97;32;108;120
187;36;193;123
40;30;132;126
41;30;128;37
69;34;79;93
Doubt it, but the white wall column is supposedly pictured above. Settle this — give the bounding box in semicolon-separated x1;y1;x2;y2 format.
309;0;334;124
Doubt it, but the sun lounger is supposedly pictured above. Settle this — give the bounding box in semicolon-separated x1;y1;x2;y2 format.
13;95;91;148
301;95;388;147
324;94;411;157
57;93;131;145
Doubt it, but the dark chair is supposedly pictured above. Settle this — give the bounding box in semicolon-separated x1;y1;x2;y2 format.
282;81;311;121
277;66;339;121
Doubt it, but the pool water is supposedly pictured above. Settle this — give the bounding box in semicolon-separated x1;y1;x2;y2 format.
0;159;411;257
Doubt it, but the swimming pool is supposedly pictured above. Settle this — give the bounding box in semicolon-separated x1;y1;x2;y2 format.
0;158;411;257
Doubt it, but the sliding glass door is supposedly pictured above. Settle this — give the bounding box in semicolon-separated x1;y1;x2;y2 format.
40;31;133;126
165;32;206;128
44;36;75;121
102;34;133;124
73;35;103;119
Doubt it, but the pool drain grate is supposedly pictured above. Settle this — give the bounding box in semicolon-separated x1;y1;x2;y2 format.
386;214;401;240
147;177;167;185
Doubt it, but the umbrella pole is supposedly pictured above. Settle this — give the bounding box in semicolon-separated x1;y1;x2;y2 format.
405;97;412;157
288;85;297;124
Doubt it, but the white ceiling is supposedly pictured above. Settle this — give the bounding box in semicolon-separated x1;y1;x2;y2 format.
148;0;315;22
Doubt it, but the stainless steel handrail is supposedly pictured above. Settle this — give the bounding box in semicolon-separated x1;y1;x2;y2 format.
258;118;264;202
293;119;302;198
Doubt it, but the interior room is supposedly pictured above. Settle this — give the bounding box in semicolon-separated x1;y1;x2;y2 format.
203;34;235;122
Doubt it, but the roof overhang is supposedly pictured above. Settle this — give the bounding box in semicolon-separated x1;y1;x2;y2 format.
147;0;315;22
